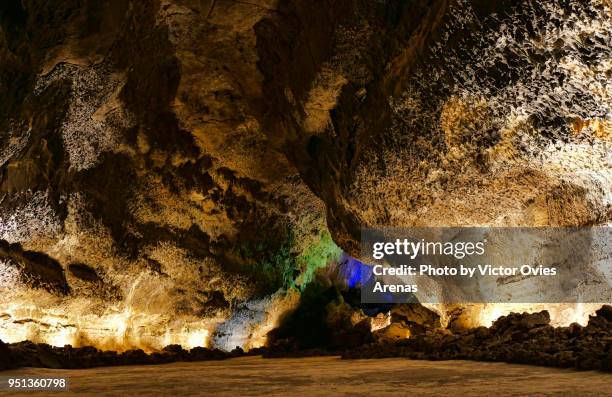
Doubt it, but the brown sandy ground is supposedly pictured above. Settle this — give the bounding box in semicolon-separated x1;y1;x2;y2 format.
1;356;610;397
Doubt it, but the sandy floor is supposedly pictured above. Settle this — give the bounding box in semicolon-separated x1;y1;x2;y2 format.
0;356;610;396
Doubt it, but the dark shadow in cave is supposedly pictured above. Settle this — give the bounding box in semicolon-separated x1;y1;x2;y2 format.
266;255;407;352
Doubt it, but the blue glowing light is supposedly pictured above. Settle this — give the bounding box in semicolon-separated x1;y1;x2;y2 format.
338;254;373;288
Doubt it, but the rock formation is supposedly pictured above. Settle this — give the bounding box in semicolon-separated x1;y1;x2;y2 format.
344;306;612;373
0;0;349;350
1;306;609;372
0;0;610;351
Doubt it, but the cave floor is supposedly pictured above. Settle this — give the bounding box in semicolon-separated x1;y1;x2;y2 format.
1;356;610;396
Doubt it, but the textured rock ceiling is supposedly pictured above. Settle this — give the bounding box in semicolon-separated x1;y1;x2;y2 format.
0;0;609;350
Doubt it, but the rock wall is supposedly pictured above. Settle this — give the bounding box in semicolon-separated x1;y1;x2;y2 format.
0;0;609;350
0;0;349;350
273;0;611;324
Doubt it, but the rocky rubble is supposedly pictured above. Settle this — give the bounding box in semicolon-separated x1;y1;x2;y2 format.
343;306;612;372
1;306;610;372
0;340;257;370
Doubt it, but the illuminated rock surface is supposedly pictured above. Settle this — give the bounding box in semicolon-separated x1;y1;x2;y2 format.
0;0;344;349
0;0;610;351
1;307;609;372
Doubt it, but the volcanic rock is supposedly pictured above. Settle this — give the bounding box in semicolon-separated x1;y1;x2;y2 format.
595;305;612;322
0;0;609;352
1;340;244;369
344;308;612;372
0;339;18;370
